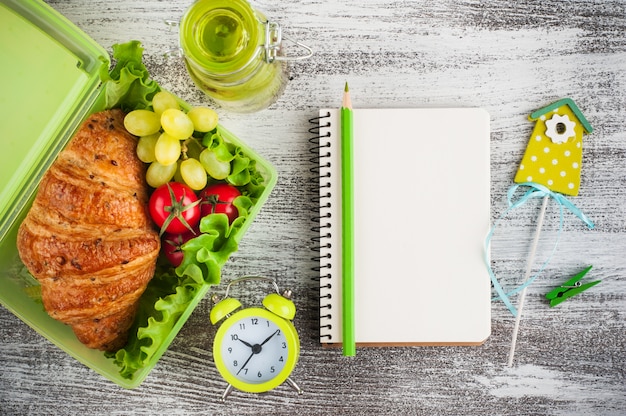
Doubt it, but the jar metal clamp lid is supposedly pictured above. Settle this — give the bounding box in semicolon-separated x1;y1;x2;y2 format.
264;21;312;63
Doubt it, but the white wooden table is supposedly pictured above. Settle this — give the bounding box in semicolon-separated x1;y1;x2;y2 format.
1;0;625;414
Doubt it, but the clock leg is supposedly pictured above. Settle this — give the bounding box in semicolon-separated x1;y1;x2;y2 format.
286;377;303;395
220;384;235;402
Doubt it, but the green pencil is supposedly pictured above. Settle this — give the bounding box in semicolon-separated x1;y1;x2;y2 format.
341;82;356;357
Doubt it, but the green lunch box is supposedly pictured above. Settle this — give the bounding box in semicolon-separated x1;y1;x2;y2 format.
0;0;277;388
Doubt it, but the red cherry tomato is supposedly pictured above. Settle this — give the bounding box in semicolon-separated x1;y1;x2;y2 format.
161;231;196;267
149;182;201;235
199;183;241;224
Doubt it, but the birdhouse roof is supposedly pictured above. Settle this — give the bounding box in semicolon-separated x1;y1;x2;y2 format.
529;98;593;134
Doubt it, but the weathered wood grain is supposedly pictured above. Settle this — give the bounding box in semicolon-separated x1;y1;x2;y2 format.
1;0;624;414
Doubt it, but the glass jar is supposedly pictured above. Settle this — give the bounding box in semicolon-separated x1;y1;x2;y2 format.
179;0;311;113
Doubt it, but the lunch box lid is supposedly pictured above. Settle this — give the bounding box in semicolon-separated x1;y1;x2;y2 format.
0;0;109;240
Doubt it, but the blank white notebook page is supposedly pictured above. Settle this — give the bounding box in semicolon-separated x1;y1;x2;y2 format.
318;108;491;345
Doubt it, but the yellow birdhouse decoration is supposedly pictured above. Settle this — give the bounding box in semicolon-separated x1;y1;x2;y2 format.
514;98;593;196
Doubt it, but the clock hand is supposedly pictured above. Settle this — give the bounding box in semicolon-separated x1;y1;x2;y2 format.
237;351;255;375
238;338;253;349
260;329;280;346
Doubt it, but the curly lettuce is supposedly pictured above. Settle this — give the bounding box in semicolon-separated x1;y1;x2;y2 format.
99;40;160;111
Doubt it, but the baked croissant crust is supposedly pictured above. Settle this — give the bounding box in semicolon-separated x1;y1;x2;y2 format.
17;109;160;352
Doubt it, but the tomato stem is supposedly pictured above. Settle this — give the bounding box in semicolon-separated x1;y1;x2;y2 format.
200;193;228;215
180;139;190;160
158;183;200;236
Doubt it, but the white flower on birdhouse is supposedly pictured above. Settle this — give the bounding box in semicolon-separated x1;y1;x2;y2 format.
545;114;576;144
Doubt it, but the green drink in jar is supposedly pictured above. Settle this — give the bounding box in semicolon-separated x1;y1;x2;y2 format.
180;0;311;113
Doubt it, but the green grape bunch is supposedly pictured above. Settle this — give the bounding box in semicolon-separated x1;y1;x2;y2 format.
123;91;221;190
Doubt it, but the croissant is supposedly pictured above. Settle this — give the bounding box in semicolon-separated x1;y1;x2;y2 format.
17;109;160;352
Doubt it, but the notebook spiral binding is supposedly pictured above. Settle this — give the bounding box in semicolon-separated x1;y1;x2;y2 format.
308;111;333;341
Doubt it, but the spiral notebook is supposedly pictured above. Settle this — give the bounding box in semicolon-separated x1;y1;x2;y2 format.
311;108;491;346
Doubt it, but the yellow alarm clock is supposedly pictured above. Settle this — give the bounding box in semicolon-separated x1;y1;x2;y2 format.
209;276;302;400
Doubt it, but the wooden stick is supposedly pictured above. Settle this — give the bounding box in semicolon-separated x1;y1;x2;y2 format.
507;194;550;367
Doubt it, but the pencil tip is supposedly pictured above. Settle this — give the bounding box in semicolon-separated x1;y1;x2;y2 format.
344;82;349;92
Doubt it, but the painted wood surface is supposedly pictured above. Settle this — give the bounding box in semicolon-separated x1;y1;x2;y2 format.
1;0;625;414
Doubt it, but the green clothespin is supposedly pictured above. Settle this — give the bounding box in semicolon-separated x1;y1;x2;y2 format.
545;265;600;307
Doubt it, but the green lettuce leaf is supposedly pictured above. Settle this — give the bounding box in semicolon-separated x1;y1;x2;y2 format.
99;40;160;111
202;131;235;163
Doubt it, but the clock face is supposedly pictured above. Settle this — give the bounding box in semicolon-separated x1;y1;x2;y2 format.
213;308;299;393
